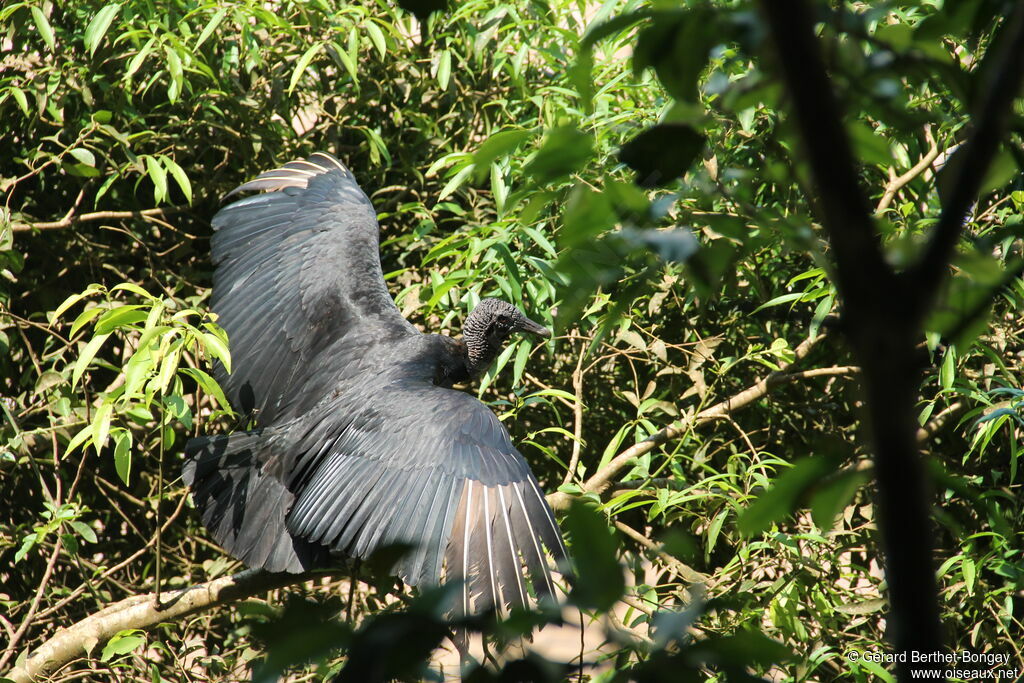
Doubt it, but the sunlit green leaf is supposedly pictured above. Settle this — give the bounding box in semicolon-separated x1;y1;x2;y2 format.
85;4;122;56
30;6;55;51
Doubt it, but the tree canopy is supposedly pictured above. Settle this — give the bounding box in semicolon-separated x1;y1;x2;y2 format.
2;0;1023;681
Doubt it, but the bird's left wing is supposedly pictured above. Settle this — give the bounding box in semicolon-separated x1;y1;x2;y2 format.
278;380;568;616
209;152;417;425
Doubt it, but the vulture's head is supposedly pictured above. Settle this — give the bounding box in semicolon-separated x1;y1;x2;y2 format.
466;298;550;345
462;298;550;376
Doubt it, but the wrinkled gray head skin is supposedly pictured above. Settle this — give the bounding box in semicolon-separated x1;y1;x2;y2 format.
463;298;550;377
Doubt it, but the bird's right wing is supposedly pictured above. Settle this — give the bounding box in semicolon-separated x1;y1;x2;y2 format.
276;381;568;617
210;152;416;425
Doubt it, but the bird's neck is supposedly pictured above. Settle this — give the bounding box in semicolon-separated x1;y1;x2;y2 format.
464;333;501;380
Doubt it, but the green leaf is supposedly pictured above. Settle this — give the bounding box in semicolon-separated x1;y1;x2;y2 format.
154;341;181;393
581;10;653;50
633;8;714;102
125;37;156;80
619;123;705;188
91;402;113;456
145;156;168;204
332;40;359;84
979;147;1018;195
810;468;871;531
856;657;896;682
512;339;530;385
68;148;96;167
690;630;791;669
52;285;103;321
165;46;184;103
69;305;104;339
436;49;451;90
524;126;594;185
85;4;122;56
163;157;192;204
436;164;475;201
64;425;94;456
122;343;155;398
95;305;146;335
564;501;623;610
940;346;956;390
847;121;893;166
738;456;840;537
72;332;111;387
559;184;616;248
101;630;146;662
490;163;507;215
705;507;727;556
109;285;153;303
30;6;55;51
289;43;324;94
14;535;37;564
10;86;30;116
200;331;231;373
181;367;230;410
112;429;132;484
472;129;534;179
365;21;387;59
195;7;227;49
69;520;97;544
875;23;913;51
961;556;976;594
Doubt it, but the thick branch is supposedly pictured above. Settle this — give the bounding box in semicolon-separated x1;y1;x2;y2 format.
755;2;991;677
5;569;330;683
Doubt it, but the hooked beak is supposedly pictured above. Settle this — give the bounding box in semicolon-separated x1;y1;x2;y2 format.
518;316;551;338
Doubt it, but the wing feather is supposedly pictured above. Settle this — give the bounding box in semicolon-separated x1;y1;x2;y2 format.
208;152;415;425
276;384;567;619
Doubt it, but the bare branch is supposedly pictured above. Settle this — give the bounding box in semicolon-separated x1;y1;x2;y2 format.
875;126;940;215
612;520;708;585
10;207;189;233
5;569;333;683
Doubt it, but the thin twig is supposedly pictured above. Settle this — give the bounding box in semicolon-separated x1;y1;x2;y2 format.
10;207;189;233
613;520;707;585
0;538;64;671
562;332;588;487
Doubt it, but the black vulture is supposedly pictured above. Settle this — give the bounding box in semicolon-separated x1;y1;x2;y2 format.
182;152;567;627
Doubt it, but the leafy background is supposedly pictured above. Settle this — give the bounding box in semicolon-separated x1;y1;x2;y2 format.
2;0;1023;681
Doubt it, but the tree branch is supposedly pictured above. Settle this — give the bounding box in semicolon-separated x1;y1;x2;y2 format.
10;207;189;233
547;334;842;511
5;569;333;683
875;126;940;216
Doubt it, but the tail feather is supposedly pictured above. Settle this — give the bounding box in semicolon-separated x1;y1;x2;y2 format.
183;433;329;573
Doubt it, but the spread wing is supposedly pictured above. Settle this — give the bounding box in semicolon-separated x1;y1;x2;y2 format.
210;152;416;425
273;379;568;617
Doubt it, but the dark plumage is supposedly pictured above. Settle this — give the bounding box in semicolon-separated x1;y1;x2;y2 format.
182;152;567;627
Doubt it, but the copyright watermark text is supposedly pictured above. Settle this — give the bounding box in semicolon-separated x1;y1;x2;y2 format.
844;650;1018;680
